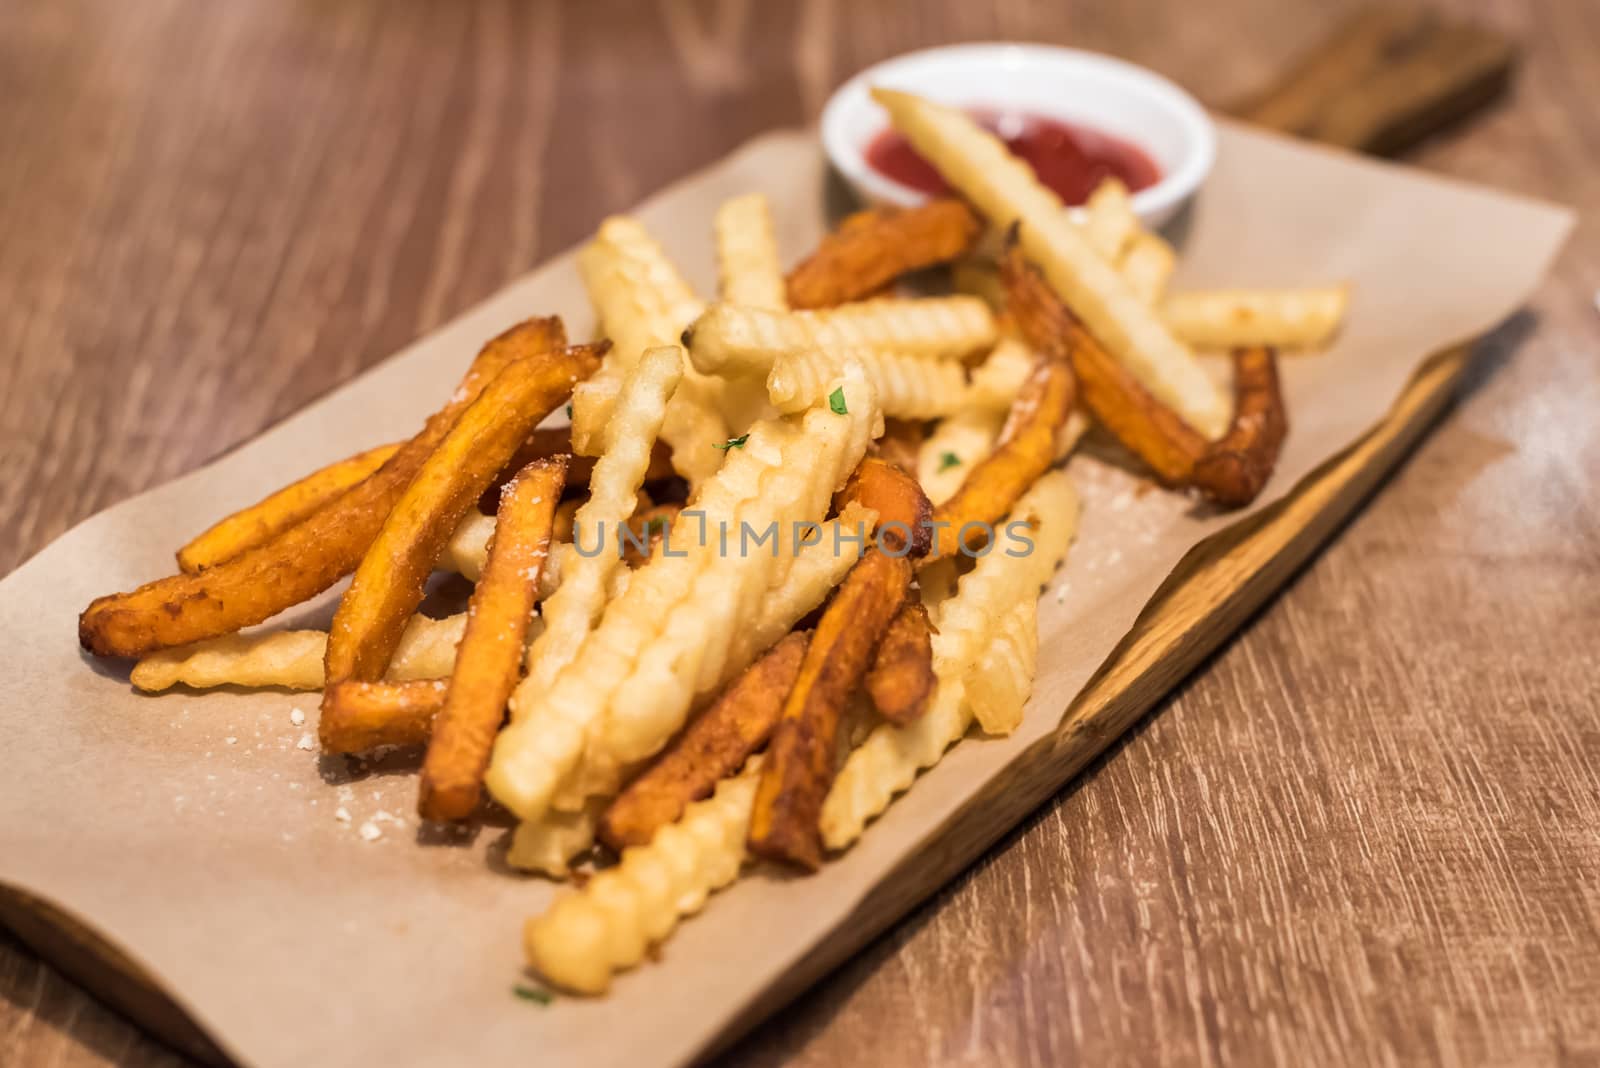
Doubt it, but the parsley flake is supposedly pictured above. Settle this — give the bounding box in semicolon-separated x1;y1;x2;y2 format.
513;984;554;1005
828;387;848;415
938;451;962;472
713;433;750;451
564;403;573;419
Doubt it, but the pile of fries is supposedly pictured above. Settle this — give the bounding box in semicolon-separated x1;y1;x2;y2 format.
80;90;1347;995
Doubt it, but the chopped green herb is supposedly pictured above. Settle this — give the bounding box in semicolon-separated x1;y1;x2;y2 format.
713;433;750;451
644;516;670;535
564;403;573;419
513;984;554;1005
828;387;848;415
938;451;962;472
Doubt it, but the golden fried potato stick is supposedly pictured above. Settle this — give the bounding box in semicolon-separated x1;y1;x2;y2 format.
319;679;446;754
917;409;1004;506
964;597;1038;735
130;612;467;693
786;198;981;310
1003;246;1204;485
821;472;1079;850
80;317;572;659
176;443;401;574
1162;286;1349;350
864;601;935;726
322;349;597;694
965;336;1037;412
872;88;1230;438
599;631;807;851
766;346;965;419
833;455;932;556
618;503;682;567
715;193;788;311
927;354;1076;560
507;802;603;877
1119;231;1176;305
748;549;912;869
418;456;567;822
1080;177;1138;262
1189;346;1288;506
526;759;761;995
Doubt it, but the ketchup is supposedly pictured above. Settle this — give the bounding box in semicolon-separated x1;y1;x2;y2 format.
866;109;1161;206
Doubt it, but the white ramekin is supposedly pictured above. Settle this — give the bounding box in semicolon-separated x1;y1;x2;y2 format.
820;43;1216;228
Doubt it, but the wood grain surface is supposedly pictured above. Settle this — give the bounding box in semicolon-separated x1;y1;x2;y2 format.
1;1;1595;1066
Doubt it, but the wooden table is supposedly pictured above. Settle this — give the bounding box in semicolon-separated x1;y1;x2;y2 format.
2;1;1596;1064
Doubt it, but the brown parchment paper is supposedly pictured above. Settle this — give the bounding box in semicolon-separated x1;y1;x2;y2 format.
0;121;1571;1068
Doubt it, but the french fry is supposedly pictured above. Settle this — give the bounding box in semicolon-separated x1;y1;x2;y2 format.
1119;231;1176;305
964;336;1037;412
963;598;1038;734
599;631;807;850
506;802;603;878
766;347;965;419
917;409;1004;506
715;193;787;311
176;443;401;573
80;318;574;659
833;456;932;555
129;613;467;693
323;350;598;692
749;549;912;869
1188;346;1289;505
573;217;728;483
872;88;1230;438
821;472;1079;850
928;355;1075;560
618;503;681;567
685;296;995;378
523;345;683;694
864;602;936;726
418;457;566;822
1081;177;1138;262
786;199;981;309
319;679;447;755
1162;286;1349;349
525;759;760;995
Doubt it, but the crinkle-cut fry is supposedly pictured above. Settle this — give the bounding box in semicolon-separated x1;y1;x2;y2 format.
1004;248;1206;485
176;443;401;574
750;549;912;869
323;350;598;690
319;679;447;755
419;457;566;822
685;296;996;378
1119;231;1176;305
872;88;1230;438
525;346;683;694
487;416;801;822
1189;346;1288;506
569;367;623;457
600;631;807;851
79;318;572;659
928;355;1075;560
714;193;787;311
965;336;1037;411
786;198;981;310
820;472;1079;850
598;371;878;773
1081;177;1138;262
767;347;964;419
129;612;467;693
525;760;761;994
1162;286;1350;350
865;601;936;726
964;598;1038;735
917;409;1004;507
507;802;602;877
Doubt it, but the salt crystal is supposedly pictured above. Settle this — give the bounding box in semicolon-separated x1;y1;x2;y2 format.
289;708;306;727
225;736;237;745
358;822;382;842
296;732;316;751
335;807;352;822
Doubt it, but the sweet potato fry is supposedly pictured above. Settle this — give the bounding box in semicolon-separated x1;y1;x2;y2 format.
177;443;401;573
1002;246;1204;485
748;550;911;869
79;318;578;659
599;631;808;851
833;456;932;557
864;602;935;726
418;456;567;822
323;351;597;690
320;679;446;755
786;199;982;309
1189;346;1288;506
927;350;1076;560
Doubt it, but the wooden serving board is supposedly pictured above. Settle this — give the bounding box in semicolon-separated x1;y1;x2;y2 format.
0;343;1470;1065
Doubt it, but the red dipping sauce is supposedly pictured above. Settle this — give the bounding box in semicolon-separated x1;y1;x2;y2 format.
866;109;1161;206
